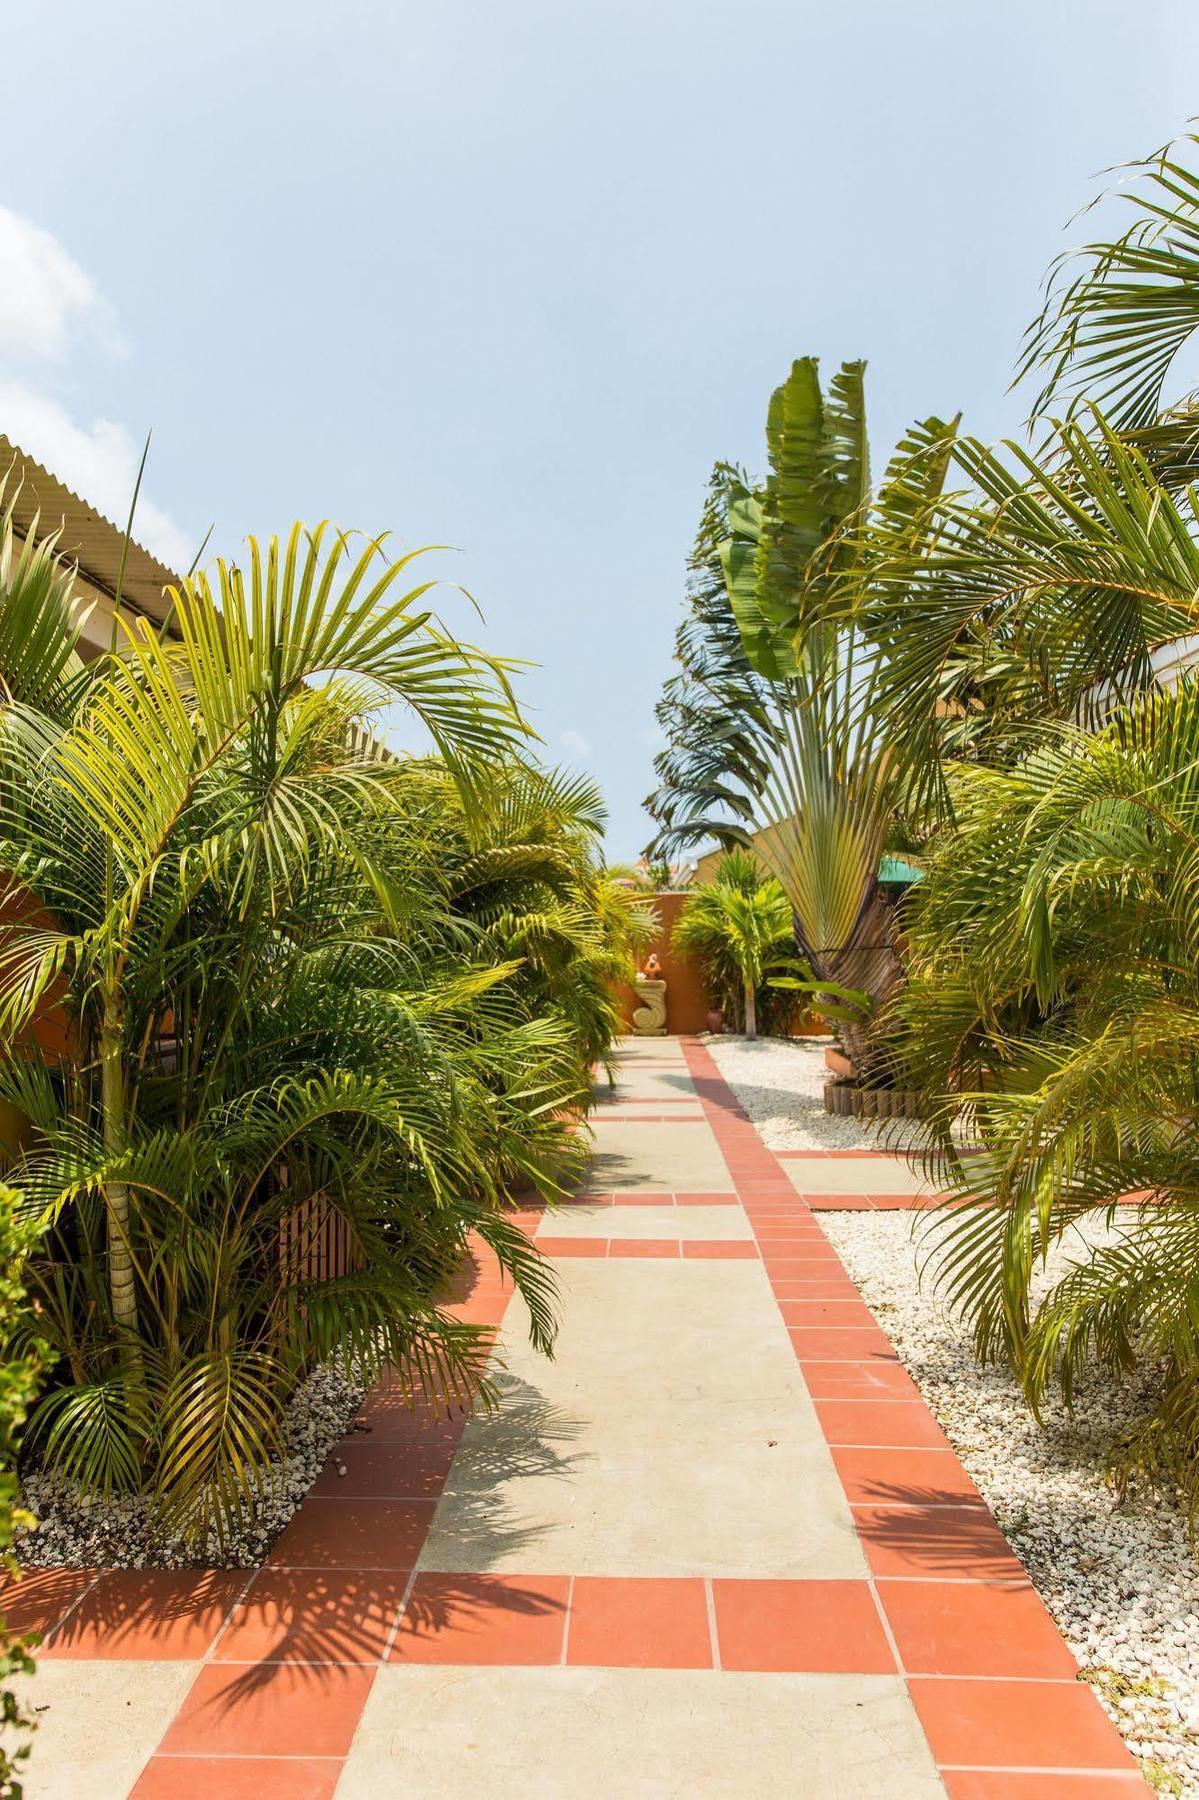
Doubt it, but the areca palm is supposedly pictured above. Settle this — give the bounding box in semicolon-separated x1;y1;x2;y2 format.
671;853;794;1039
2;523;526;1338
828;413;1199;826
891;679;1199;1517
848;125;1199;1516
0;512;617;1542
1019;132;1199;429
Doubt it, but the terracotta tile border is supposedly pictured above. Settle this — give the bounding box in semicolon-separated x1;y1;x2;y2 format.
18;1041;1154;1793
124;1233;518;1794
590;1111;710;1121
535;1237;758;1260
678;1038;1150;1795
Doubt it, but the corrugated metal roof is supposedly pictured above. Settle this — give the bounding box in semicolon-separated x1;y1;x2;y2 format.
0;435;181;627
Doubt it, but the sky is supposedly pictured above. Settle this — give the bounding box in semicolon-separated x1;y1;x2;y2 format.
3;0;1198;857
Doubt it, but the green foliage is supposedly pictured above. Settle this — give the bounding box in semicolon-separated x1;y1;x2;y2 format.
647;375;931;1067
831;412;1199;824
739;358;868;679
0;508;632;1546
0;1183;44;1799
891;680;1199;1522
670;853;799;1036
644;464;774;854
862;124;1199;1519
1020;132;1199;429
650;118;1199;1518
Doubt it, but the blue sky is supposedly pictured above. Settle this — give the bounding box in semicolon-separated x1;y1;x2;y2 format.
4;1;1198;855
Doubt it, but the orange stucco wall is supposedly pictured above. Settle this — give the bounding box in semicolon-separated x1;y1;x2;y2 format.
614;892;713;1035
614;890;826;1038
0;885;71;1061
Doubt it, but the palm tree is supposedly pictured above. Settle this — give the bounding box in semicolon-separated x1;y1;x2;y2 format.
671;853;793;1039
848;127;1199;1520
1019;132;1199;430
648;364;955;1071
893;676;1199;1521
0;507;627;1541
644;463;774;853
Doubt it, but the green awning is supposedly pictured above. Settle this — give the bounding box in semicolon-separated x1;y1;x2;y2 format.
878;854;924;885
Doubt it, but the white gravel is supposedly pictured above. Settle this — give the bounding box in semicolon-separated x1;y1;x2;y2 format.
15;1356;374;1570
823;1210;1199;1798
705;1032;914;1150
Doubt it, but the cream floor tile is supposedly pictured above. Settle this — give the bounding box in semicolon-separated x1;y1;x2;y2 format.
337;1667;946;1799
423;1261;863;1577
614;1039;689;1066
594;1065;700;1102
420;1442;864;1577
587;1118;733;1192
6;1659;199;1799
783;1157;931;1196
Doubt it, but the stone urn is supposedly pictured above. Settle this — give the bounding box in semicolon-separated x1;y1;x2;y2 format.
704;1008;724;1035
632;956;667;1036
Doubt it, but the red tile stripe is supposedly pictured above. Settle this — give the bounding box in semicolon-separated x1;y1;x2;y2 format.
535;1237;758;1259
17;1043;1150;1795
533;1191;738;1204
124;1233;519;1794
678;1039;1148;1793
591;1111;709;1121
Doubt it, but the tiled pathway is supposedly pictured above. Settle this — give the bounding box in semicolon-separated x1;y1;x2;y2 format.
5;1039;1150;1796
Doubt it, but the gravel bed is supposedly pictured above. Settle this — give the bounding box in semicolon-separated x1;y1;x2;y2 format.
823;1209;1199;1798
15;1356;374;1570
704;1032;922;1150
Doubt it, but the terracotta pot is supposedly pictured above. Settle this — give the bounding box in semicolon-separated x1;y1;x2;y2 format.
704;1009;725;1035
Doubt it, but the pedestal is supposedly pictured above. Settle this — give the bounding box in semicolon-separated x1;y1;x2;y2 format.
631;978;667;1036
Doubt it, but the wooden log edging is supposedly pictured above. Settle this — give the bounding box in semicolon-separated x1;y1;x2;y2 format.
823;1079;924;1120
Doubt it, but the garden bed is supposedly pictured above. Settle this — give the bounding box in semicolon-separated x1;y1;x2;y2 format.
15;1357;374;1571
704;1032;927;1150
824;1210;1199;1798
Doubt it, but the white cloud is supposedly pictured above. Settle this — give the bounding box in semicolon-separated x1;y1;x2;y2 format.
0;209;191;571
0;381;195;570
558;728;591;759
0;207;127;362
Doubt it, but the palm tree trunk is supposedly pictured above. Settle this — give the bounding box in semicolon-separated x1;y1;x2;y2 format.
100;990;142;1365
744;979;757;1041
794;884;903;1080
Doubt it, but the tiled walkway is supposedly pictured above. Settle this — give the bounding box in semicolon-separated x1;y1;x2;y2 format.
5;1039;1150;1796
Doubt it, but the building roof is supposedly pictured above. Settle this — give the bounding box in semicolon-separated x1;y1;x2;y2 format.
0;435;181;628
877;854;924;885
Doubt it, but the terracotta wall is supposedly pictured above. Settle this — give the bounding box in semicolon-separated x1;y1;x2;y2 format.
614;892;712;1035
0;885;71;1062
614;889;827;1039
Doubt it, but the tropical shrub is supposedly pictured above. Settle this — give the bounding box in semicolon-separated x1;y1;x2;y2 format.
892;682;1199;1518
861;130;1199;1518
0;1184;43;1799
649;124;1199;1512
670;851;795;1037
0;510;630;1544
